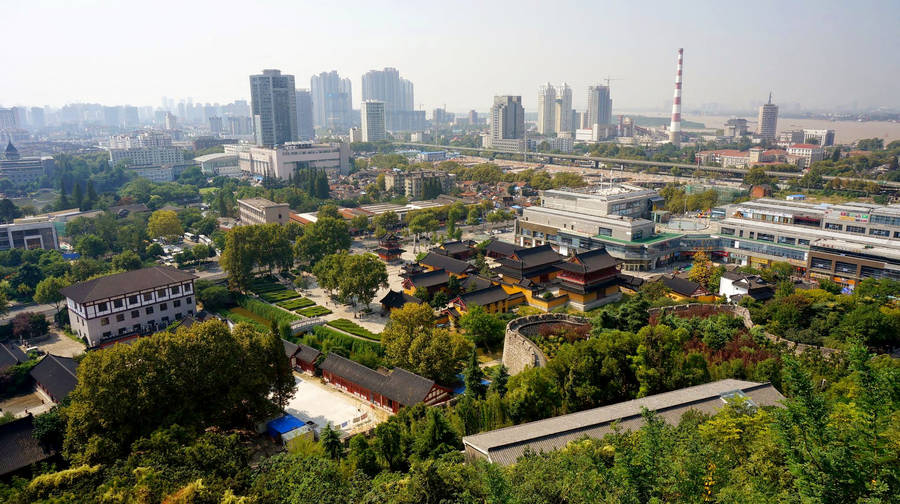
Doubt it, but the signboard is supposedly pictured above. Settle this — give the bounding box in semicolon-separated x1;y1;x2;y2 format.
826;209;870;223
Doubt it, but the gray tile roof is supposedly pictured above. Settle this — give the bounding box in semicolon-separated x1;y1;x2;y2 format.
0;414;56;476
403;269;451;289
59;266;196;304
0;342;28;372
463;379;784;466
29;354;78;402
458;285;515;306
420;252;473;275
319;353;437;407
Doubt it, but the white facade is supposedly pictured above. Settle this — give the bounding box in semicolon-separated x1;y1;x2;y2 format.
361;101;386;142
131;165;175;183
195;153;240;177
537;84;556;135
227;141;351;179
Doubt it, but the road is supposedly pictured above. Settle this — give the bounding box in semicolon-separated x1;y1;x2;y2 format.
1;302;57;323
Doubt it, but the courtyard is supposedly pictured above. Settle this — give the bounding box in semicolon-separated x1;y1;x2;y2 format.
284;374;386;436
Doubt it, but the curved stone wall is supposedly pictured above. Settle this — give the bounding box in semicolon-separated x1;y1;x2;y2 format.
502;313;589;375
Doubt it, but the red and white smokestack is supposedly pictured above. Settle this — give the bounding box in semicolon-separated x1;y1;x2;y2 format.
669;48;683;146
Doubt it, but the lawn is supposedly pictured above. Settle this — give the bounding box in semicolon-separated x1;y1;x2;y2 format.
297;306;332;317
259;289;300;303
277;298;316;311
327;319;381;341
215;307;270;332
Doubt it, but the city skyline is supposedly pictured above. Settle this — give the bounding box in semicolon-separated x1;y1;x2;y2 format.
3;0;900;113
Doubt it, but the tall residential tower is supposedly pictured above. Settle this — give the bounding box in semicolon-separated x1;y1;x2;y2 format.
310;71;353;130
249;69;298;146
586;85;612;128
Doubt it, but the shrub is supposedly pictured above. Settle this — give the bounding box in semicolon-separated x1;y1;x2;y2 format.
259;289;300;303
297;306;332;317
237;296;300;325
277;297;315;311
327;319;381;341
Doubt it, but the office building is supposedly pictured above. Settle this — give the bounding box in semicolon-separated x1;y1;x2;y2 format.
0;218;59;250
164;112;177;131
237;197;290;225
537;84;556;135
486;95;525;151
349;127;362;143
29;107;45;129
361;67;415;131
757;94;778;141
786;144;825;168
432;108;450;125
249;69;298;146
1;141;54;187
724;118;749;137
295;89;315;141
803;129;835;147
61;266;197;348
226;141;351;179
208;116;224;133
311;70;353;130
108;146;183;168
586;85;612;127
777;130;805;147
361;101;386;142
195;153;241;178
463;380;783;466
468;110;479;125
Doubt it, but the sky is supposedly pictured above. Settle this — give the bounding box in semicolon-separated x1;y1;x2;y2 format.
3;0;900;114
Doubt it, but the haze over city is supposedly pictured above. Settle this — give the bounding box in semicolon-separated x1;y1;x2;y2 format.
4;0;900;113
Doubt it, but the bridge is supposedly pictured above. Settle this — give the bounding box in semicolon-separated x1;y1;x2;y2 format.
393;142;900;190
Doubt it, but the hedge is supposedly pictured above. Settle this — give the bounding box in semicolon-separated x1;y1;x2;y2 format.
237;296;300;325
259;289;300;303
326;318;381;341
297;306;332;317
276;297;315;311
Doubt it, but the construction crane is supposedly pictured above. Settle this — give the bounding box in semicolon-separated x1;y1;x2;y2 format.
604;76;624;87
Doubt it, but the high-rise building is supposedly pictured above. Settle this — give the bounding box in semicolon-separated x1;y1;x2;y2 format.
757;93;778;141
209;116;224;133
361;67;415;131
249;69;298;146
486;96;525;151
586;85;612;128
164;112;177;131
295;89;315;141
29;107;45;129
555;83;573;133
537;83;556;135
0;108;19;130
803;129;835;147
310;71;353;130
468;110;478;125
361;101;386;142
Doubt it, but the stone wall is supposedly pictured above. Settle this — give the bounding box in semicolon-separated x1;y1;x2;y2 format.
502;313;589;375
648;303;838;356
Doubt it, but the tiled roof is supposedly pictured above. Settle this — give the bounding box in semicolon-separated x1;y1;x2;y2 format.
380;290;422;309
556;248;617;274
282;339;299;359
420;252;473;275
436;240;474;255
483;238;524;257
0;342;28;372
661;276;706;297
789;144;821;150
295;343;321;364
320;353;437;406
463;380;784;466
29;354;78;402
457;285;515;306
403;269;451;289
59;266;196;304
0;414;56;476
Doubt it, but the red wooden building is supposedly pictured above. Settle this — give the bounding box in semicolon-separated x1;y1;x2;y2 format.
556;248;621;311
375;233;405;263
319;353;450;413
283;340;321;375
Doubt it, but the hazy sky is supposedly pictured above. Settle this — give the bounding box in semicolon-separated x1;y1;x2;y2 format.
4;0;899;113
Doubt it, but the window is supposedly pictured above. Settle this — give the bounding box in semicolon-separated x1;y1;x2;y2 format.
597;227;612;237
97;302;108;311
173;300;181;308
869;228;890;237
100;317;109;326
632;230;643;240
143;293;153;302
131;310;139;319
798;239;810;246
895;232;900;239
757;233;774;242
846;225;865;234
186;297;192;304
175;313;183;320
103;331;111;338
133;324;141;333
159;303;167;311
157;289;167;298
113;299;124;308
777;236;796;245
116;314;125;322
720;227;735;235
824;223;842;231
129;295;139;304
146;306;154;315
835;261;857;274
170;285;180;295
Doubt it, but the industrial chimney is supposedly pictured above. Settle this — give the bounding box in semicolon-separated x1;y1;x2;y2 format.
669;48;683;146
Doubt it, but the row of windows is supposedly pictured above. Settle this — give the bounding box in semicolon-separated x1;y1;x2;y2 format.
94;285;191;312
869;214;900;227
100;311;193;340
99;298;191;326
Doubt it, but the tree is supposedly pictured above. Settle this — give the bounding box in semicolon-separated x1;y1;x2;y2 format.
506;367;561;422
320;423;343;459
192;243;212;261
145;242;164;258
34;276;69;314
463;350;486;398
381;303;473;384
0;198;23;222
72;182;84;210
408;212;438;252
75;234;106;258
12;312;50;341
488;364;509;397
459;305;505;349
373;210;399;231
147;210;184;242
743;166;776;187
348;434;379;477
350;214;370;235
62;320;294;463
413;408;460;459
688;251;714;290
197;285;232;311
111;250;143;271
294;217;351;267
339;253;388;313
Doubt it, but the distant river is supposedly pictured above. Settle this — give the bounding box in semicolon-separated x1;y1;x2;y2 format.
625;113;900;144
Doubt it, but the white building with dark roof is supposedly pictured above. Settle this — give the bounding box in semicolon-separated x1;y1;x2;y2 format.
60;266;196;348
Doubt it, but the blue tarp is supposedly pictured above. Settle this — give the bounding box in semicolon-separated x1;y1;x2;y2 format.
452;373;491;396
267;414;305;438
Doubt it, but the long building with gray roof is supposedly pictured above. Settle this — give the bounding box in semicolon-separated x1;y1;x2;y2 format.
462;379;784;466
